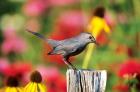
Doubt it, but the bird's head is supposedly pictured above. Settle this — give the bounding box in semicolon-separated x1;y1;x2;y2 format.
80;32;98;45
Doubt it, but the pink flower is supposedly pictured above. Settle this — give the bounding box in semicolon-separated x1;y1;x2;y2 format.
0;58;9;73
3;28;16;39
37;66;60;80
23;0;47;17
37;66;66;92
2;37;27;54
2;28;27;54
105;12;116;28
54;11;88;38
118;59;140;78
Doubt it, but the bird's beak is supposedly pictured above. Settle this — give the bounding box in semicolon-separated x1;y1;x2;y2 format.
94;41;99;46
91;38;99;45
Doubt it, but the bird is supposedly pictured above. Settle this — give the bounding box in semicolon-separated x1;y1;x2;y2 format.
26;29;98;70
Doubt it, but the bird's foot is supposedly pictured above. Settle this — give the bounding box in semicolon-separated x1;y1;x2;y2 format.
63;58;77;72
72;66;77;71
69;65;77;70
68;66;77;74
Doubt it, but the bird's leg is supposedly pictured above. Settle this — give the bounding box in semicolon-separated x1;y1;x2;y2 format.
63;57;77;70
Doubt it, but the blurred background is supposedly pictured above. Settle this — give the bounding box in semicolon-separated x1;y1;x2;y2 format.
0;0;140;92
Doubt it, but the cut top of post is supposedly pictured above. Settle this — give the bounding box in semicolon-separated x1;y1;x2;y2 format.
66;69;107;92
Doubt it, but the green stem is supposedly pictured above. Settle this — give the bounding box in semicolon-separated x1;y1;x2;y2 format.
130;85;136;92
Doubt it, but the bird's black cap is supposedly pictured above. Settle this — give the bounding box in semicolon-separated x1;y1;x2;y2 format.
6;76;19;87
30;71;42;83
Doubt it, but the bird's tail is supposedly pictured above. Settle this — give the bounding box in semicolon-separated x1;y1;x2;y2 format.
26;29;46;41
26;29;60;48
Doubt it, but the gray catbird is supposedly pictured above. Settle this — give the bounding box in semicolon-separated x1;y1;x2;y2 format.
26;29;97;70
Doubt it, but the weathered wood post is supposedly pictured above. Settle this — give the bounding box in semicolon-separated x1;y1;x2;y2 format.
67;69;107;92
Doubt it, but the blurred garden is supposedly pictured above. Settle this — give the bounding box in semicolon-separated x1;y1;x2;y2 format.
0;0;140;92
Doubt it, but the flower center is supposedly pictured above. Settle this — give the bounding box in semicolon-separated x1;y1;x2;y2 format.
6;76;19;87
30;71;42;83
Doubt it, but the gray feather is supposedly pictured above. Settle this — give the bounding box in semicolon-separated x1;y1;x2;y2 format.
26;29;60;48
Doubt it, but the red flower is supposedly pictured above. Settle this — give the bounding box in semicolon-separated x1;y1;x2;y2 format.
12;62;32;76
113;84;129;92
43;11;88;65
37;66;66;92
2;63;32;84
3;62;32;76
96;31;109;45
118;59;140;78
1;62;32;84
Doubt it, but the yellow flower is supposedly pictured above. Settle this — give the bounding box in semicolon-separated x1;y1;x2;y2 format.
5;76;23;92
24;71;47;92
5;87;22;92
87;16;111;38
82;10;111;68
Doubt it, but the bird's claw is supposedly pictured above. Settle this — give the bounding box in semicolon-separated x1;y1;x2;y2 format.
68;66;77;74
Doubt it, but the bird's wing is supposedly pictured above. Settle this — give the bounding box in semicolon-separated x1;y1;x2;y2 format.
60;38;79;45
59;41;80;53
47;39;61;48
50;45;74;55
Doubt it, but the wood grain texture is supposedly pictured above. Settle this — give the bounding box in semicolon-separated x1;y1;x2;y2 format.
67;69;107;92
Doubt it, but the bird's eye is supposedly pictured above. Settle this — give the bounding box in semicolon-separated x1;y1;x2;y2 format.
89;36;92;39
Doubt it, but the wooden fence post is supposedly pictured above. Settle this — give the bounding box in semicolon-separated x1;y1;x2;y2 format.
67;69;107;92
